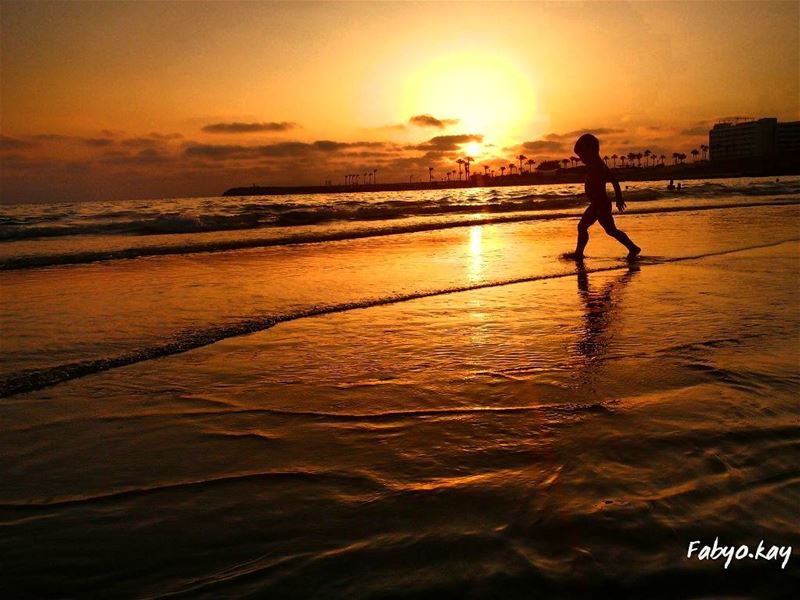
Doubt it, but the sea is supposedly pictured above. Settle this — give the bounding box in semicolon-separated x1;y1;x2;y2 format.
1;176;799;598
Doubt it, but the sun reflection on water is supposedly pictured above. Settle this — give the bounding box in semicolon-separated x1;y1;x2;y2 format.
468;225;483;283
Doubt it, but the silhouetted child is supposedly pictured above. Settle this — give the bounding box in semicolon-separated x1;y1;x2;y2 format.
567;133;641;259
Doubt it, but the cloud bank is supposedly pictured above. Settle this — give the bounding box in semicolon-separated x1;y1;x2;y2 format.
201;122;299;134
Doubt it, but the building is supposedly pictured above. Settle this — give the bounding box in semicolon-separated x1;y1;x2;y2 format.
709;117;800;160
777;121;800;155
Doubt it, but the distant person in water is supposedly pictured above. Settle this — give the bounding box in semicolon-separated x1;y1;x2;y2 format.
667;178;676;190
566;133;641;259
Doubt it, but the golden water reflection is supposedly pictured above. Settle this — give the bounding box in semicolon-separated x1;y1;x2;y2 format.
468;225;484;283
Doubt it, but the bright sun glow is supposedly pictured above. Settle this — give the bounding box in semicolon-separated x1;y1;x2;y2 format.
464;141;482;157
402;50;537;146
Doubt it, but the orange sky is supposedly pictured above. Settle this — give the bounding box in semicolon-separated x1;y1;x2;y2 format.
1;1;798;202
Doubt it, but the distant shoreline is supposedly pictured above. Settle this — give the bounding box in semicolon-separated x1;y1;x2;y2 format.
223;156;799;197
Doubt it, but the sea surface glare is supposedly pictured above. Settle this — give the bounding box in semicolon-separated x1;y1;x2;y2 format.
1;176;798;598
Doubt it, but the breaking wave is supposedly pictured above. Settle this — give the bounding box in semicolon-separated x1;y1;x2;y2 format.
1;199;798;270
2;177;798;242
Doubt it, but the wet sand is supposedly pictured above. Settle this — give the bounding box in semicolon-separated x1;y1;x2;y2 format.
1;203;799;598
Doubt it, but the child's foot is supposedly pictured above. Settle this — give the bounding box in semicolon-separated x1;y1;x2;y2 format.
627;245;641;259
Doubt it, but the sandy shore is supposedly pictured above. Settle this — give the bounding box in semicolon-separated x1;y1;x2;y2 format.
1;202;799;597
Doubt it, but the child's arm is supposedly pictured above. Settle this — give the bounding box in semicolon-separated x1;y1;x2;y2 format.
605;165;626;212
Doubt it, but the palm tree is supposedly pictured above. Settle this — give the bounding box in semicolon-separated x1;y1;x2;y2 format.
659;154;666;165
500;166;506;177
620;156;627;168
364;172;369;184
679;153;687;164
627;152;636;167
611;153;618;167
691;149;699;162
373;169;378;184
517;154;527;173
603;155;609;166
428;167;434;182
644;149;651;166
570;156;579;168
700;144;708;161
527;158;535;173
672;152;679;165
456;158;464;180
483;165;490;177
561;159;569;169
508;163;516;175
464;156;474;179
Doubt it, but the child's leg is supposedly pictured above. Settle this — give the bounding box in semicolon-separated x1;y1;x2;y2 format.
599;211;640;254
575;205;597;256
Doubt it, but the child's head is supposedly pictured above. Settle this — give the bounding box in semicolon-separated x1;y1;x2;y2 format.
574;133;600;162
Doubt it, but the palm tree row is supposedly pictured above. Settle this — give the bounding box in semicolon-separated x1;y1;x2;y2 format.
561;144;711;170
347;142;712;187
344;169;378;185
430;154;540;182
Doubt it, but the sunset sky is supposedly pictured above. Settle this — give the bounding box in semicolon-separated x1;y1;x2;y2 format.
2;0;798;202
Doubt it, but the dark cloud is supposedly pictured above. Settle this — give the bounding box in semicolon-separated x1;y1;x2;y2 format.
119;134;182;148
0;136;37;150
83;138;115;147
183;140;386;160
100;148;172;165
201;121;299;134
313;140;385;152
408;114;460;129
544;128;625;141
30;133;114;146
520;140;566;153
148;132;183;140
183;143;301;159
414;134;483;151
680;122;713;136
313;140;349;152
31;132;182;147
31;133;73;141
121;137;160;148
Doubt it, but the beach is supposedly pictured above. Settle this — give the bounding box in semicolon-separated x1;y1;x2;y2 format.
1;177;799;597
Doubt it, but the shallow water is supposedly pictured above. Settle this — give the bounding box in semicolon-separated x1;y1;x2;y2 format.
1;183;799;597
1;176;797;269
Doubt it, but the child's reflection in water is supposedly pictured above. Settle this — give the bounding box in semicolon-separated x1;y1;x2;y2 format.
573;261;640;388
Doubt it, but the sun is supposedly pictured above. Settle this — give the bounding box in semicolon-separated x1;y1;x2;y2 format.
401;50;537;146
463;141;482;157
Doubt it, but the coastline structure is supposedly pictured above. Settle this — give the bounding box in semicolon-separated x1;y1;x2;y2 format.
224;157;800;197
225;118;800;198
710;118;800;161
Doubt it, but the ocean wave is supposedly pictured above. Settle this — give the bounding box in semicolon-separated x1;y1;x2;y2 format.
2;238;795;398
3;179;798;241
1;199;797;271
0;212;268;241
